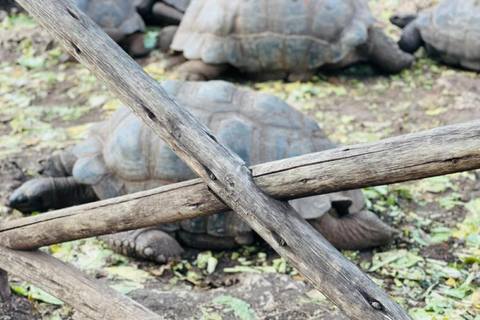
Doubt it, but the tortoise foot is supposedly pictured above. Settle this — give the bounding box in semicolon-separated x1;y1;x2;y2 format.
158;26;178;53
101;228;184;264
287;71;316;82
310;210;399;250
122;33;152;58
177;60;227;81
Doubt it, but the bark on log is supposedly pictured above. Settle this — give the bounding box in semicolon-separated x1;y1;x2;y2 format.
14;0;410;319
0;246;161;320
2;120;480;251
0;269;9;299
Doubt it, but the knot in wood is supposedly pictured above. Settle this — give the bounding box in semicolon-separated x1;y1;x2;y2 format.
209;172;217;180
272;231;287;247
371;301;383;310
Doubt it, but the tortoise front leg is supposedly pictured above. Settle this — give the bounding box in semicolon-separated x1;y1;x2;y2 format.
151;1;184;25
39;149;77;177
121;33;152;57
158;25;178;52
177;60;228;81
100;227;184;264
362;27;415;73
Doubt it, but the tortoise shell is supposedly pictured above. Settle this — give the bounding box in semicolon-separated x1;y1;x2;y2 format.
71;80;349;238
170;0;375;73
74;0;146;36
415;0;480;66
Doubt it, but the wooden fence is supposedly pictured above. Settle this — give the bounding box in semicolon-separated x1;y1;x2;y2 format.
1;0;479;319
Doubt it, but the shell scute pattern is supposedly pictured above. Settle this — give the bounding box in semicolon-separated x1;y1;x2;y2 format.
171;0;374;73
73;0;145;35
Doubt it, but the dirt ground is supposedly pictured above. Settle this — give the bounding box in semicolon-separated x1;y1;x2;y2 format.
1;0;480;319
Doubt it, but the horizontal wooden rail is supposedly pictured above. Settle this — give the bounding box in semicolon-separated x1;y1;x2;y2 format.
0;246;162;320
2;119;479;250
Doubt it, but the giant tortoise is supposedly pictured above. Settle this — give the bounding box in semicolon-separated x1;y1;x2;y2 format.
169;0;415;81
391;0;480;71
10;81;397;263
74;0;150;57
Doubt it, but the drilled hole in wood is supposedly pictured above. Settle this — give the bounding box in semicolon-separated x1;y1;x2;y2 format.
66;8;80;20
71;42;81;55
142;106;155;119
359;290;384;311
272;230;287;246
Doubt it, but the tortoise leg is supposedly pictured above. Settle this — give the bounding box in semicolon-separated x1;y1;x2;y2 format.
309;210;399;250
165;54;187;70
362;27;415;73
121;33;152;57
460;59;480;72
102;28;127;44
287;70;316;82
158;25;178;53
398;22;424;54
9;177;98;213
100;227;184;264
177;60;228;81
390;14;418;29
151;1;184;25
38;149;77;177
177;230;251;250
250;71;288;81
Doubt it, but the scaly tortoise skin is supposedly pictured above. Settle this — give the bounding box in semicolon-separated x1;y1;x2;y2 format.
74;0;150;57
169;0;414;81
9;81;397;263
133;0;190;25
391;0;480;71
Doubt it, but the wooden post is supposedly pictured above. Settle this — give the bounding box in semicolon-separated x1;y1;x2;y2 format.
14;0;411;319
0;246;162;320
0;269;9;299
1;119;480;249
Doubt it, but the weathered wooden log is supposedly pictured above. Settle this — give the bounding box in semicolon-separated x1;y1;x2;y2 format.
2;119;480;250
0;246;161;320
15;0;410;319
0;269;9;298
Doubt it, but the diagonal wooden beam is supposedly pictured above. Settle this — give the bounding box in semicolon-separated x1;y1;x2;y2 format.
0;246;162;320
13;0;411;319
1;119;480;250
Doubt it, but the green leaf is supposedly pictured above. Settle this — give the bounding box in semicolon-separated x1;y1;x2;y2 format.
206;257;218;274
144;31;159;50
29;285;64;305
110;281;144;294
105;266;153;283
212;295;260;320
17;56;46;69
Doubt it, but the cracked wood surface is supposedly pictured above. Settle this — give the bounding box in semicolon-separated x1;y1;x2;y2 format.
11;0;416;319
0;246;162;320
2;120;480;250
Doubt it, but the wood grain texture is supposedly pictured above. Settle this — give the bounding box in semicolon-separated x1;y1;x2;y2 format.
0;246;161;320
14;0;411;319
0;269;9;298
2;120;480;249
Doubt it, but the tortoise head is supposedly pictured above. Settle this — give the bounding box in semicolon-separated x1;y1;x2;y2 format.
9;178;54;213
390;13;418;29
